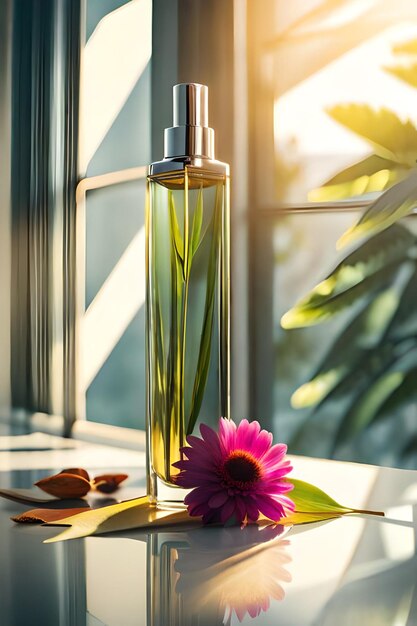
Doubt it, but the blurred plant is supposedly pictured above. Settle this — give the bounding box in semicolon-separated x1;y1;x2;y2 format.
280;37;417;462
282;171;417;459
309;39;417;202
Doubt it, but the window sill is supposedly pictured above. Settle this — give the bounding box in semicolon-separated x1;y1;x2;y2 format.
0;409;146;451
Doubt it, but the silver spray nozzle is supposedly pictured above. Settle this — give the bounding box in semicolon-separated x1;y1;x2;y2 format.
173;83;208;127
164;83;214;160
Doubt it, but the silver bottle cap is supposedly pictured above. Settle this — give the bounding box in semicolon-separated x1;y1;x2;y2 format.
164;83;215;159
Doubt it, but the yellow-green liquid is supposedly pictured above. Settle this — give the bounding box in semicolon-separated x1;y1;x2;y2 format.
146;168;230;503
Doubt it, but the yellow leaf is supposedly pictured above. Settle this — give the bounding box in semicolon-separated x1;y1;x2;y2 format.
43;496;192;543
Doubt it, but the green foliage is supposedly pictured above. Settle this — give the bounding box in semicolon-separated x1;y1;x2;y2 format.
337;172;417;249
281;37;417;464
327;105;417;166
309;41;417;203
281;224;415;329
282;203;417;460
308;155;404;202
187;187;221;435
151;186;221;476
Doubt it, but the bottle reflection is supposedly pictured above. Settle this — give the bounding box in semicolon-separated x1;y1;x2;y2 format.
148;524;291;626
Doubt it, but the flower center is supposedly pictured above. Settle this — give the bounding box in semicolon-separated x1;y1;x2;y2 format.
221;450;261;489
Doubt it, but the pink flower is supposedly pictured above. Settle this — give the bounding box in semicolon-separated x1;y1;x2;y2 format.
172;418;295;524
174;525;292;622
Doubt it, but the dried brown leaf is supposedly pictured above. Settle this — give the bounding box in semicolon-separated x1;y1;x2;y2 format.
59;467;90;481
92;473;128;494
35;473;91;499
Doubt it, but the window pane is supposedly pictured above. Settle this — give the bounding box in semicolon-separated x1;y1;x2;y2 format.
83;179;146;429
273;211;417;468
87;310;145;429
85;179;145;307
80;0;152;175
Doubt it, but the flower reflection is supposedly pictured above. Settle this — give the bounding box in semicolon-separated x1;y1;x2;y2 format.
174;524;291;623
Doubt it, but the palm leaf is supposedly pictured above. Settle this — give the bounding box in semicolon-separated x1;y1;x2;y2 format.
385;268;417;342
337;173;417;249
309;155;406;202
333;343;417;449
378;366;417;423
291;287;401;409
392;38;417;55
327;104;417;167
281;225;414;329
384;64;417;90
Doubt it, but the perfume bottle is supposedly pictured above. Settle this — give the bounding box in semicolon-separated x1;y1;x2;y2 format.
146;83;230;507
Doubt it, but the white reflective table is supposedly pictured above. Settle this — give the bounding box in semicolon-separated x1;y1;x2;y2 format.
0;432;416;626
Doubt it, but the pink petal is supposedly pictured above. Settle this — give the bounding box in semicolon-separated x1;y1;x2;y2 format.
220;498;236;523
185;434;222;460
262;443;287;467
259;481;293;496
188;502;209;517
180;446;219;467
254;495;285;521
245;497;260;522
208;491;228;509
171;460;189;470
262;464;293;481
175;471;219;488
199;423;221;450
278;495;296;511
234;495;247;523
248;604;261;618
251;429;273;459
184;485;219;507
236;419;261;450
219;417;237;453
235;605;247;622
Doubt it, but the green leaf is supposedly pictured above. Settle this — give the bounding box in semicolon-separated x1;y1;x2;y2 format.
289;478;351;513
384;64;417;89
286;478;383;518
189;187;204;260
327;104;417;167
186;187;221;435
386;268;417;342
376;366;417;422
332;342;417;449
403;432;417;456
169;192;184;266
309;155;407;202
337;172;417;249
281;225;414;329
291;286;401;408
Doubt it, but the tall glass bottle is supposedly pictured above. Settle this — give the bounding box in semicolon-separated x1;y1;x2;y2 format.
146;83;230;507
